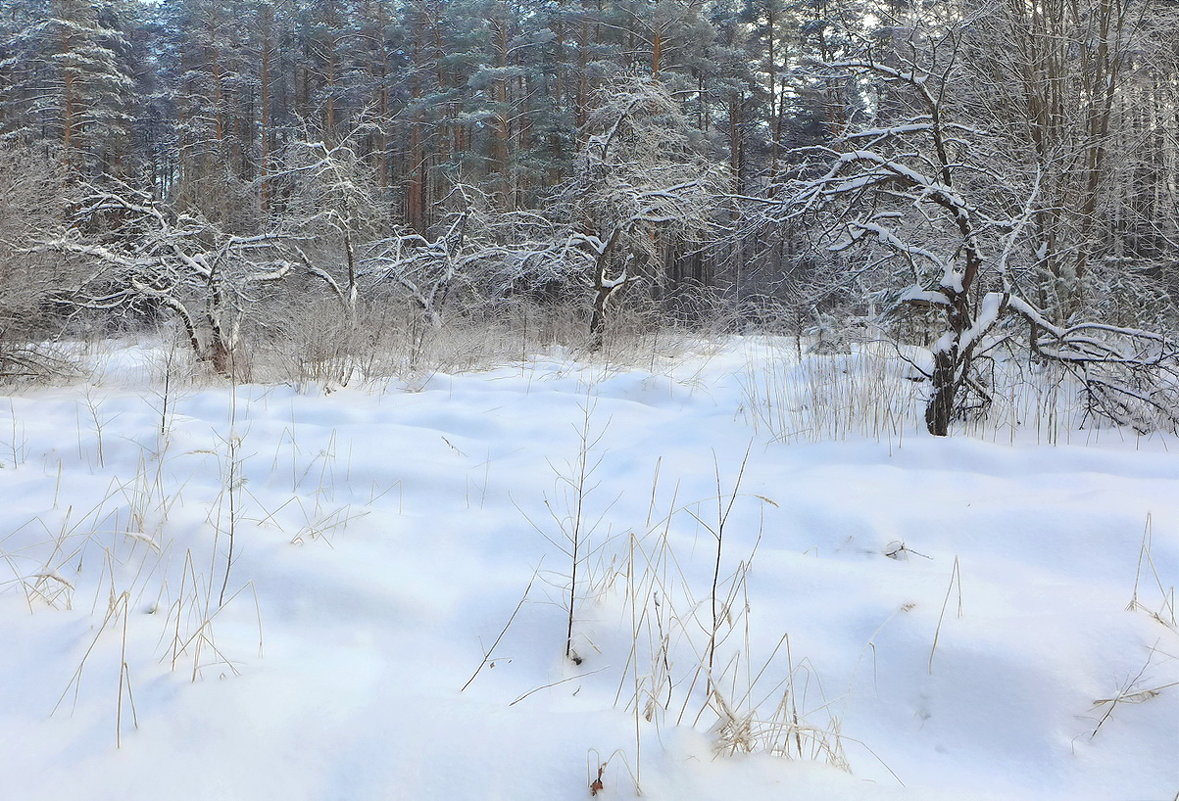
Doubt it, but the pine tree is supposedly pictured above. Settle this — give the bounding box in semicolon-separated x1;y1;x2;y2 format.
0;0;134;175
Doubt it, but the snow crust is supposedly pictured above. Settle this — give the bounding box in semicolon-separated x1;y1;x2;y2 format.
0;339;1175;800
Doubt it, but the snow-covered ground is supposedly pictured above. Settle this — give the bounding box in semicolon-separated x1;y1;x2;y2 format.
1;338;1175;801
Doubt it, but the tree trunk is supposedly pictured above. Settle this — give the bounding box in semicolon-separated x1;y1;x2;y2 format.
259;14;272;211
208;334;232;377
925;348;955;436
588;287;609;351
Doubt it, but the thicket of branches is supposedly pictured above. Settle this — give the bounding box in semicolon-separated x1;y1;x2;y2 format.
0;0;1175;435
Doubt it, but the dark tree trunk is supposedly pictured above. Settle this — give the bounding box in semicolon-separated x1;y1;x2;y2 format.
925;348;956;437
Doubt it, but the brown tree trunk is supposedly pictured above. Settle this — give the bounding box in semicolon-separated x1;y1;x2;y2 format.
259;14;272;210
492;12;511;204
60;18;76;169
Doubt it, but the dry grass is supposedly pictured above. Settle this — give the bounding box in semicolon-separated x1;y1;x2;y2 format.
738;334;1172;446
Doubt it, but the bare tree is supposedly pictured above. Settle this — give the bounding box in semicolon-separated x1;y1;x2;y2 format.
555;77;730;348
771;26;1178;435
271;132;388;324
360;185;587;330
39;180;294;375
961;0;1157;321
0;145;78;379
361;206;471;329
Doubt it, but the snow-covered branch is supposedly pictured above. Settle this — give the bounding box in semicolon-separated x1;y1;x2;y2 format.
44;182;298;374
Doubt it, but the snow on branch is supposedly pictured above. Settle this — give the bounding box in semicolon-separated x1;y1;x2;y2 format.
41;182;299;373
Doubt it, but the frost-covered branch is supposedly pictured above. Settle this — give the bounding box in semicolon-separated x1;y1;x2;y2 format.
760;28;1177;436
41;180;297;374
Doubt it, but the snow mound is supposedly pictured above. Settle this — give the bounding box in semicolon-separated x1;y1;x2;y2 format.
0;338;1175;801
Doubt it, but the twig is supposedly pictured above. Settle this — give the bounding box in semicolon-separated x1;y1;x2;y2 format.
928;556;962;673
509;666;609;706
460;563;542;692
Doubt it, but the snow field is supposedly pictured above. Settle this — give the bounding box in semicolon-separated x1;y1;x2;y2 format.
0;337;1176;801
